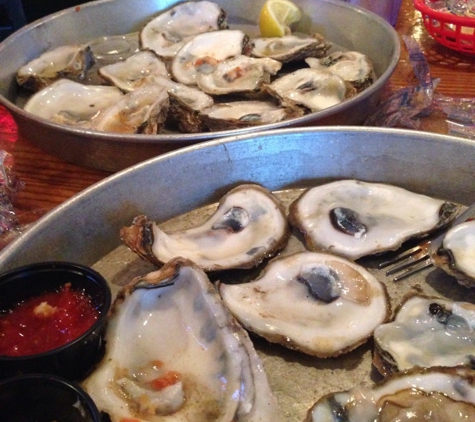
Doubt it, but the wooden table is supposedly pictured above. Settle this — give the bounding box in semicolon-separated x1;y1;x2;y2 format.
1;0;475;246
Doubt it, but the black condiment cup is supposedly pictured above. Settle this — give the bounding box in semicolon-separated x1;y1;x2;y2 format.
0;373;102;421
0;261;111;381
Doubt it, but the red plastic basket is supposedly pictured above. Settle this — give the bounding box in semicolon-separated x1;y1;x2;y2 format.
414;0;475;54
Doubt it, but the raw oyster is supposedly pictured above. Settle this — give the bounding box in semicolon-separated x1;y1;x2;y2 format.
16;44;95;91
140;1;228;59
432;219;475;287
171;29;251;85
120;184;291;271
82;257;279;422
98;50;169;92
93;84;169;134
23;79;123;128
306;51;376;92
252;33;331;63
288;180;461;260
196;55;282;95
373;294;475;376
200;100;300;131
264;68;357;112
306;367;475;422
219;251;390;358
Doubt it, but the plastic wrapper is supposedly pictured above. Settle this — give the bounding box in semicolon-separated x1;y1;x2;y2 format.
0;150;21;237
366;36;475;138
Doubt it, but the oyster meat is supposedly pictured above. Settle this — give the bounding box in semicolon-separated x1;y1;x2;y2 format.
251;33;331;63
120;184;291;271
171;29;251;85
264;68;356;112
288;180;461;260
433;219;475;287
16;44;95;91
140;1;228;59
23;79;123;128
200;100;299;131
82;257;279;422
98;50;169;92
305;51;376;92
307;367;475;422
219;251;390;358
373;294;475;376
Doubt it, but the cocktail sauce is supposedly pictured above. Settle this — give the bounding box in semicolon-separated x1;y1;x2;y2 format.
0;283;99;356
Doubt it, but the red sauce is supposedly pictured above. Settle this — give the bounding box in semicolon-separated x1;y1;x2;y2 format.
0;283;99;356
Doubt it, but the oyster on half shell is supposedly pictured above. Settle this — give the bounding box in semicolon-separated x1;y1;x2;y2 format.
120;184;291;271
140;1;228;59
251;33;331;63
82;257;279;422
16;44;95;91
219;251;390;358
432;219;475;288
307;367;475;422
289;180;461;260
373;294;475;376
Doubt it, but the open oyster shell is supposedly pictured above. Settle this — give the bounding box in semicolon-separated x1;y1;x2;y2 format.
251;33;331;63
289;180;461;260
16;44;95;91
82;257;279;422
432;219;475;288
305;51;376;92
373;294;475;376
23;79;124;128
140;1;228;59
200;100;300;131
264;68;357;112
120;184;291;271
306;367;475;422
219;251;390;358
98;50;169;92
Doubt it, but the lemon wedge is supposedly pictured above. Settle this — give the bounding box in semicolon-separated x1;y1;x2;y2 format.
259;0;302;37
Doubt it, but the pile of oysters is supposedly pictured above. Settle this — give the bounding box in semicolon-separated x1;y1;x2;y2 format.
82;180;475;421
16;0;376;134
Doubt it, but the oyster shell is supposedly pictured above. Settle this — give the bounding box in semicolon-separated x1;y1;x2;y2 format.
93;84;169;134
251;33;331;63
196;55;282;95
264;68;357;112
288;180;461;260
307;367;475;422
140;1;228;59
171;29;251;85
82;257;279;422
432;219;475;287
98;50;169;92
16;44;95;91
200;100;300;131
120;184;291;271
23;79;123;128
305;51;376;92
373;294;475;376
219;251;390;358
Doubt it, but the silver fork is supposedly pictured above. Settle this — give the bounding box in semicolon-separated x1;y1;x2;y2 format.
378;200;475;282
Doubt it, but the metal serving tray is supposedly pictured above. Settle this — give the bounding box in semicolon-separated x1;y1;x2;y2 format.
0;0;399;171
2;127;473;420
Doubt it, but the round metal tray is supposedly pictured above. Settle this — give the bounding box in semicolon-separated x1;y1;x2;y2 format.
0;0;399;171
1;127;474;420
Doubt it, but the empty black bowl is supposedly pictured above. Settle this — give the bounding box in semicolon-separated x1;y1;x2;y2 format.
0;262;111;380
0;373;102;422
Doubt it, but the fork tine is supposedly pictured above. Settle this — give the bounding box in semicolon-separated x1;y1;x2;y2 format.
391;258;433;282
378;244;425;269
385;253;429;275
